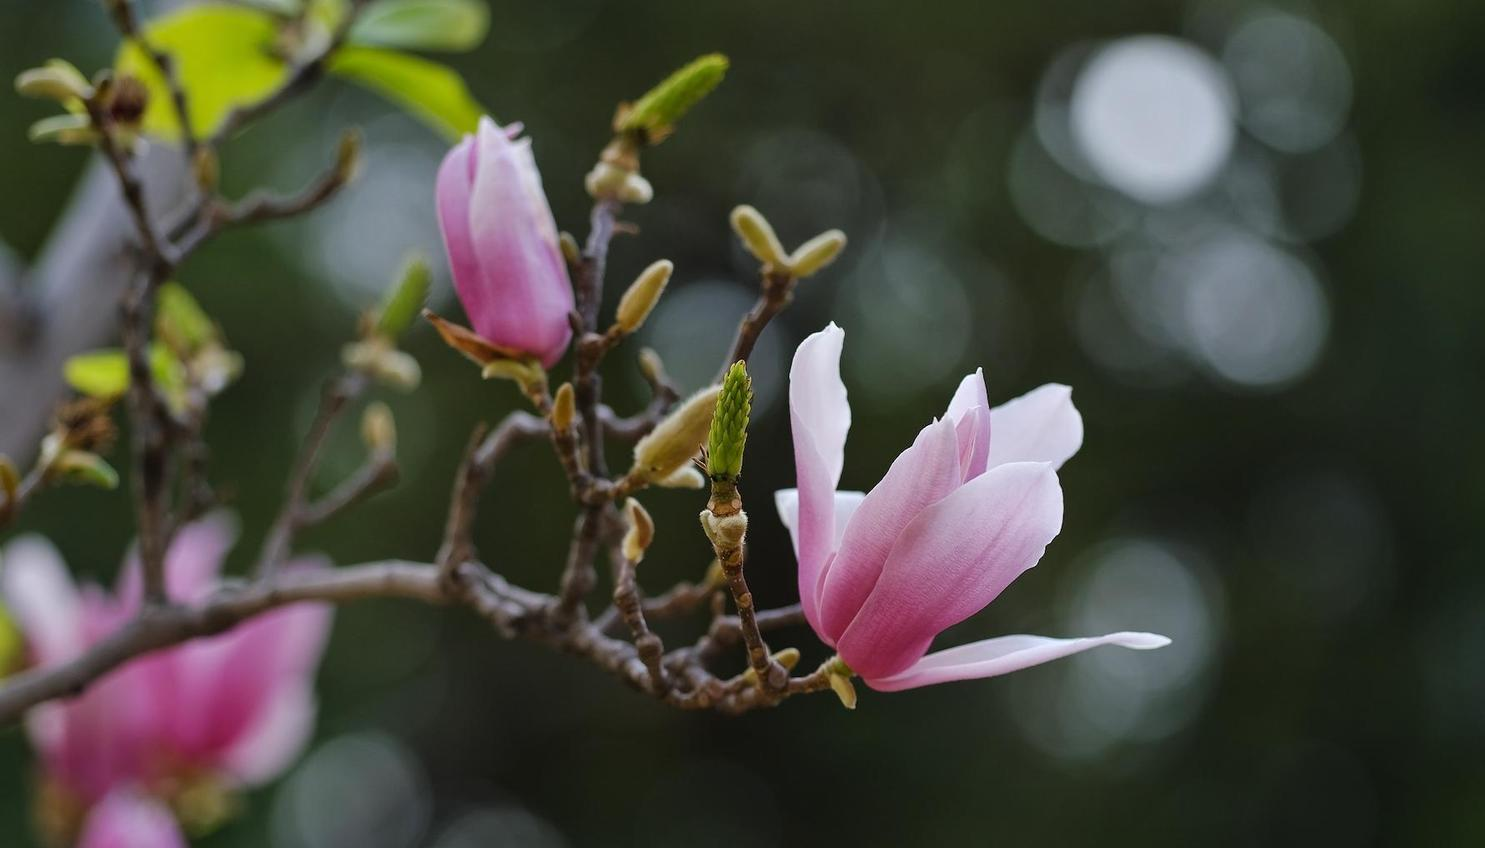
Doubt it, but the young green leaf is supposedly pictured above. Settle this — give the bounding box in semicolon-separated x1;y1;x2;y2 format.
376;253;431;338
64;350;130;399
328;46;483;141
115;5;289;139
349;0;490;52
155;282;216;354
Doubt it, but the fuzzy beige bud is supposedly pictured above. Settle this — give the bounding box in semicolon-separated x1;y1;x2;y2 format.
630;385;720;484
699;508;748;549
622;498;655;563
551;382;576;432
615;259;673;334
787;229;847;278
655;465;705;489
638;347;668;386
361;402;396;455
730;205;788;267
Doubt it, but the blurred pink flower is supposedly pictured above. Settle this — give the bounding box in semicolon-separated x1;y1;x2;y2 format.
436;116;575;368
76;789;186;848
775;324;1168;691
0;515;331;825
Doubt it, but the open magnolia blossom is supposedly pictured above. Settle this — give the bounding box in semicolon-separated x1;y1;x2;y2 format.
0;516;331;839
436;116;575;368
776;323;1169;691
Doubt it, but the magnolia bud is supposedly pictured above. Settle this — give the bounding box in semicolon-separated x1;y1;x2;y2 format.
615;259;672;334
630;385;720;484
740;647;801;689
655;465;705;489
342;340;421;391
787;229;847;278
361;402;396;454
28;113;98;146
638;347;669;386
551;382;576;432
15;60;93;104
730;205;788;267
621;498;655;563
559;231;581;266
375;254;431;340
822;654;857;710
335;128;363;184
707;361;751;481
699;508;747;549
618;53;729;136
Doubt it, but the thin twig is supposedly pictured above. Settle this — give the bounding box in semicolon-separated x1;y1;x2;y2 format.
717;269;794;382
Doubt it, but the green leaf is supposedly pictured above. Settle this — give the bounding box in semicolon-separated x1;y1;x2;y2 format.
64;350;130;399
376;253;431;338
116;4;290;140
156;282;217;353
621;53;729;136
53;451;120;491
328;46;483;140
349;0;490;52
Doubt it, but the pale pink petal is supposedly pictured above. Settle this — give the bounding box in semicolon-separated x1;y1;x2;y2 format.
818;417;962;642
865;631;1171;691
219;681;318;785
773;489;866;559
987;383;1083;470
0;536;84;666
944;368;991;479
787;324;852;632
465;117;574;367
953;406;987;482
835;461;1064;679
436;135;482;315
113;514;236;611
77;789;187;848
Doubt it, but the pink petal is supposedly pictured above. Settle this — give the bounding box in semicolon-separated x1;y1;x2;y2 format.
218;681;318;785
436;135;483;318
773;489;867;560
835;461;1064;679
0;536;84;666
944;369;991;479
77;789;187;848
115;514;235;610
786;324;852;633
818;417;962;642
464;117;574;367
865;631;1171;691
987;383;1084;470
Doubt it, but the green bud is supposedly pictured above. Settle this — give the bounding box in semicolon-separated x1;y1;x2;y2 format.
52;450;119;490
630;385;720;485
729;205;787;268
619;53;728;137
64;350;130;399
706;361;751;481
28;113;98;146
15;59;94;104
155;282;216;354
615;259;672;334
375;253;431;339
335;128;363;183
787;229;847;278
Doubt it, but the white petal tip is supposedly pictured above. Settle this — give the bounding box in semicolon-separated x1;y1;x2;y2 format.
1114;632;1172;650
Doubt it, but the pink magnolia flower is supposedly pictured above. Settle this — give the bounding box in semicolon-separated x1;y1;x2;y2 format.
776;324;1168;691
436;116;575;368
0;515;332;829
76;789;186;848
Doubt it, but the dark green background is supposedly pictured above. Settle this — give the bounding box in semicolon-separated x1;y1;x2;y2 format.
2;0;1484;845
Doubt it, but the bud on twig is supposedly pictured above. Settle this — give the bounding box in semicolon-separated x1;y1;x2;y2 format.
375;254;431;339
15;59;94;104
615;259;672;335
740;647;801;689
707;361;751;482
698;508;748;549
335;128;363;184
551;382;576;432
821;655;857;710
342;340;421;391
361;402;396;455
638;347;669;386
629;385;720;485
27;114;99;146
584;161;654;204
559;232;581;266
622;498;655;563
730;205;788;268
617;53;729;139
655;466;705;489
787;229;848;278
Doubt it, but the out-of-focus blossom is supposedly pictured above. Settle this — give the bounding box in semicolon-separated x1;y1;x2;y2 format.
436;116;574;368
76;789;186;848
776;324;1168;691
0;516;332;840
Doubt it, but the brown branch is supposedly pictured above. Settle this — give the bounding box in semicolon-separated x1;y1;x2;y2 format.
0;463;48;531
611;552;667;693
435;412;548;585
717;269;794;382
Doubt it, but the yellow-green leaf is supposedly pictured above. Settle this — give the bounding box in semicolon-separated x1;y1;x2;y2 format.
349;0;490;52
156;282;216;353
328;46;482;141
0;603;22;678
64;350;130;399
116;4;289;140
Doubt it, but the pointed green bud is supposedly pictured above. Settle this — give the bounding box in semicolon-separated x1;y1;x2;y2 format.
619;53;728;137
52;450;119;490
730;205;787;268
375;253;431;339
706;361;751;482
821;655;857;710
155;282;216;354
740;647;801;689
615;259;672;334
335;128;363;183
28;113;98;146
787;229;847;278
630;385;720;484
15;59;94;104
